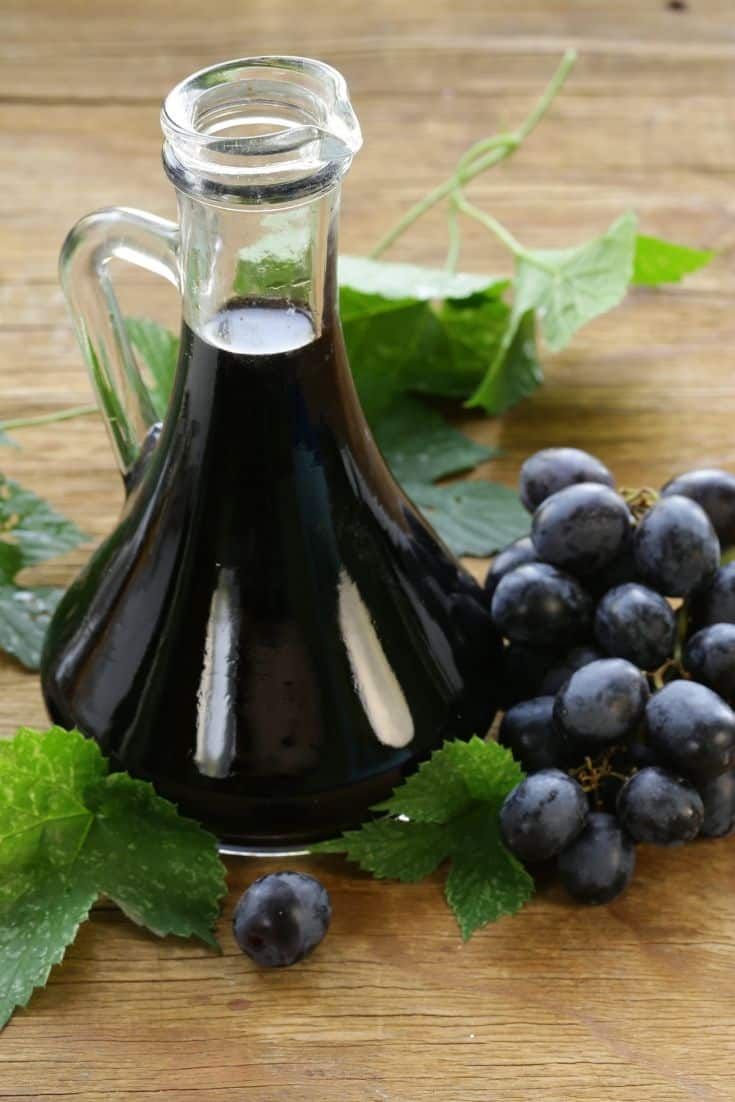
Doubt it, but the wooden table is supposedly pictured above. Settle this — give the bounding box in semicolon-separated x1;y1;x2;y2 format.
2;2;735;1099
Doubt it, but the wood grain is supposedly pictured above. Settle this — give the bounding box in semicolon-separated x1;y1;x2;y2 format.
1;1;735;1098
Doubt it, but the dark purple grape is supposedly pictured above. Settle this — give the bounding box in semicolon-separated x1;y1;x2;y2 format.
634;495;720;597
498;696;572;772
232;872;331;967
554;658;649;748
519;447;614;513
594;583;676;670
531;483;632;576
490;563;592;648
645;680;735;781
484;537;538;599
557;812;635;905
688;564;735;630
616;766;704;845
539;644;603;695
683;623;735;701
662;468;735;549
499;769;588;863
697;770;735;837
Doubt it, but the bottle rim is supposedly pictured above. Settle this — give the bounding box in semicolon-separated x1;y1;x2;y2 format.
161;56;362;205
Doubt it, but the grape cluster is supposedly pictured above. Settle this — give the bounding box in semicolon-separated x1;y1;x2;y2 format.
489;449;735;904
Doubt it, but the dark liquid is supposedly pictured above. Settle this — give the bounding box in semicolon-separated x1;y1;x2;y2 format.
42;300;501;846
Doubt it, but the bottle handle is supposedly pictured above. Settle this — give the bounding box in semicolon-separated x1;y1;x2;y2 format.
59;207;180;478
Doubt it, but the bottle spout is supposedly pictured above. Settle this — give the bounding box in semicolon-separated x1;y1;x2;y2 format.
161;57;362;205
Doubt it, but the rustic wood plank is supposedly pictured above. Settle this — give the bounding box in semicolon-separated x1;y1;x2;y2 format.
1;1;735;1099
1;847;734;1101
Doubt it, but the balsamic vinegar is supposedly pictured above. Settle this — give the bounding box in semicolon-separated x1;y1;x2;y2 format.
43;299;500;846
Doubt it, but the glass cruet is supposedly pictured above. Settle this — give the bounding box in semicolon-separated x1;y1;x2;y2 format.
41;57;502;852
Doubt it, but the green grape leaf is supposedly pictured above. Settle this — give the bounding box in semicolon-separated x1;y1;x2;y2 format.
632;234;715;286
339;255;506;301
0;728;227;1030
0;866;98;1030
373;736;525;822
444;807;534;941
0;726;107;867
0;584;63;670
405;479;529;557
409;292;512;399
341;291;433;419
467;213;637;412
312;818;451;882
514;211;638;352
0;476;85;669
374;397;496;485
82;772;225;948
314;738;533;939
0;475;85;570
0;542;23;581
341;281;511;415
466;309;541;415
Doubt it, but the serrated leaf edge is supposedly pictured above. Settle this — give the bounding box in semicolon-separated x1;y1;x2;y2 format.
0;728;226;1030
444;852;535;941
0;887;98;1031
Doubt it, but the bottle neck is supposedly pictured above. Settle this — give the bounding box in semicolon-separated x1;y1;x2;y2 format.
177;186;340;346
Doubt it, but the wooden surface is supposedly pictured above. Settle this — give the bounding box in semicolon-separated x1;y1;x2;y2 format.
2;1;735;1099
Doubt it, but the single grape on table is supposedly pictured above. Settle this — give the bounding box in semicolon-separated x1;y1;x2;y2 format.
486;445;735;907
232;872;331;968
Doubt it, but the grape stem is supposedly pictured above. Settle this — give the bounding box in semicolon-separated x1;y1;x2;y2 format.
4;52;578;437
652;655;686;691
0;405;97;432
369;49;577;260
618;486;660;523
569;750;629;810
444;195;462;274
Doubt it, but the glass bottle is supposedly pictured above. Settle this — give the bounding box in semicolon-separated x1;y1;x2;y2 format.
41;58;501;851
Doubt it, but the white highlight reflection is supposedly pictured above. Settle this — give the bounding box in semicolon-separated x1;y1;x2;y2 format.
195;565;239;778
337;569;414;749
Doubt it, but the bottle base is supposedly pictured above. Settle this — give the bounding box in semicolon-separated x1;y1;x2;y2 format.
218;841;310;858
